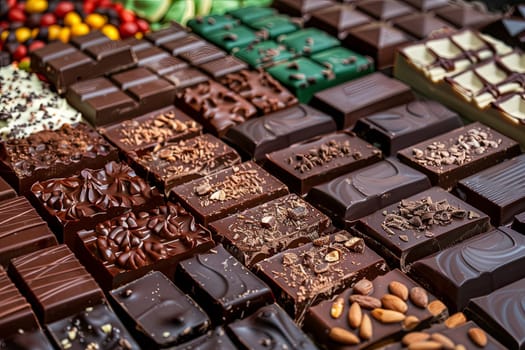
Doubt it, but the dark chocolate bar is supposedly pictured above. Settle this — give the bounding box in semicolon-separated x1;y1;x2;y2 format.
308;4;373;40
0;329;55;350
513;211;525;234
272;0;336;19
0;176;16;201
170;327;236;350
356;0;413;21
198;56;248;79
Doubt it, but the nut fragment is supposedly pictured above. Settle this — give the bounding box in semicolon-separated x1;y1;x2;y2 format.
331;297;344;319
359;314;372;340
381;294;408;313
260;215;275;228
389;281;409;301
324;250;340;262
407;340;443;350
444;312;467;328
402;332;430;346
353;279;373;295
468;327;487;347
328;327;360;345
403;315;420;330
371;308;406;323
344;236;365;253
349;295;382;309
410;287;429;308
210;189;226;201
431;333;455;349
427;300;447;316
348;302;362;329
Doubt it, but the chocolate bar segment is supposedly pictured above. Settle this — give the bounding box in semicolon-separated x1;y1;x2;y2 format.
356;186;490;269
198;56;248;79
265;131;382;195
75;203;213;290
356;0;412;21
308;4;373;40
210;193;331;268
170;327;235;350
0;176;16;201
9;244;104;324
0;329;54;350
176;244;274;324
272;0;336;19
255;231;387;321
513;212;525;234
307;158;431;226
170;162;288;226
110;271;210;348
0;123;119;194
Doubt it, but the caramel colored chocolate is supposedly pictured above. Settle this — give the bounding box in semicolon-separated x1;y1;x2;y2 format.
210;193;331;268
255;231;387;322
76;203;214;290
265;131;382;195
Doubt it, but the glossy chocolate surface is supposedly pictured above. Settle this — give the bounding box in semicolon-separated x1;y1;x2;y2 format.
129;134;241;191
397;122;521;189
223;104;336;161
9;244;104;324
0;196;56;266
308;4;373;39
46;303;140;350
228;303;318;350
198;56;248;79
77;203;214;290
353;100;462;156
178;43;226;65
311;73;414;128
307;158;431;226
110;271;210;347
176;244;274;323
304;269;444;349
410;226;525;311
272;0;335;19
0;123;118;194
265;131;382;195
255;232;387;321
170;162;288;226
165;68;209;90
512;212;525;234
0;176;16;201
170;327;236;350
356;0;412;21
393;13;453;39
356;186;490;269
435;4;500;29
466;277;525;350
177;80;257;137
457;154;525;226
0;329;55;350
210;193;331;268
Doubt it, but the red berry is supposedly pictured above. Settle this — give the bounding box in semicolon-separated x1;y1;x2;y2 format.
7;0;16;9
119;21;137;38
83;2;95;14
13;44;27;61
0;21;9;30
112;3;123;12
54;1;74;18
13;2;24;11
8;8;25;22
119;9;135;22
136;18;149;33
40;13;56;26
98;0;111;8
28;40;45;51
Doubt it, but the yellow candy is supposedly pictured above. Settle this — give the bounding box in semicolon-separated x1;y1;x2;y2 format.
101;24;119;40
25;0;48;13
71;23;90;37
64;12;82;27
48;25;61;41
134;32;143;40
85;13;106;30
15;27;32;43
58;27;71;43
32;28;39;38
1;31;9;42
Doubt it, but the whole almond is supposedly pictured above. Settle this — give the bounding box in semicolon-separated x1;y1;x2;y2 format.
348;302;362;328
410;287;429;308
371;308;406;323
389;281;409;301
408;340;443;350
354;279;373;295
431;333;455;349
331;297;344;319
468;327;487;347
349;295;382;309
403;315;420;330
329;327;360;345
444;312;467;328
381;294;408;313
402;332;430;346
427;300;447;316
359;314;372;340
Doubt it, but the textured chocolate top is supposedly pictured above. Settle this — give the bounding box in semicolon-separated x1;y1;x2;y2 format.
219;69;298;114
110;271;210;347
210;193;331;267
10;244;104;324
228;304;318;350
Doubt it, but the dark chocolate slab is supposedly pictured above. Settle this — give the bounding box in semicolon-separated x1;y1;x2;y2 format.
401;0;448;11
170;327;236;350
46;303;140;350
265;131;382;195
0;123;118;194
410;226;525;312
308;5;373;39
311;73;414;129
176;244;274;324
255;231;387;322
144;55;188;76
513;212;525;233
0;329;54;350
393;13;454;39
307;158;431;226
228;303;318;350
0;177;16;201
110;271;210;348
304;269;447;349
353;100;463;156
0;196;56;266
272;0;336;19
456;154;525;226
223;104;336;161
397;122;521;189
164;68;209;90
144;24;188;46
170;162;288;226
210;193;331;268
435;4;500;29
161;34;206;56
356;0;413;21
178;43;227;65
355;186;490;269
466;277;525;350
198;56;248;79
76;203;214;290
9;244;104;324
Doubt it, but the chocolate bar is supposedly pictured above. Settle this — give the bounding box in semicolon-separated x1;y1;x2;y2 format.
513;212;525;234
356;0;413;21
170;327;236;350
272;0;335;20
198;56;248;79
0;176;16;201
0;329;54;350
308;4;373;40
482;4;525;50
